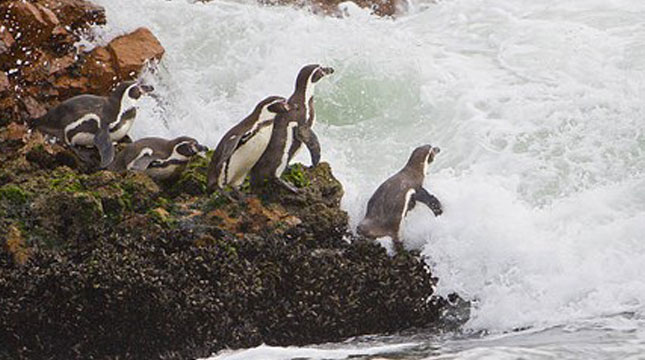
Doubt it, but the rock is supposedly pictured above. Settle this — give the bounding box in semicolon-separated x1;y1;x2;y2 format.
80;46;118;93
20;96;47;119
0;1;58;48
39;0;106;29
256;0;402;17
107;27;164;79
0;1;163;127
0;133;466;359
0;72;9;93
0;25;15;56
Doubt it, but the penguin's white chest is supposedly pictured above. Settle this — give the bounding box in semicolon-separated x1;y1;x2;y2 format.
276;123;298;177
226;124;273;187
109;110;135;142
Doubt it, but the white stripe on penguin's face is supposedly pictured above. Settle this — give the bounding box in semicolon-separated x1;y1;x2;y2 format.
110;83;140;130
303;67;320;124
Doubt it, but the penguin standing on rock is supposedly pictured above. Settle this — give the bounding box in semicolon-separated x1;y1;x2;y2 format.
206;96;290;192
357;145;443;249
249;110;301;193
108;136;208;181
27;81;154;168
286;64;334;166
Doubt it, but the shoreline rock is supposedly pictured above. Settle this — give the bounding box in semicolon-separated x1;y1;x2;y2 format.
0;0;163;126
0;131;467;359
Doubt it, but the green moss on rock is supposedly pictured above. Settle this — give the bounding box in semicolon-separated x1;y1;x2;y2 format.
0;184;31;205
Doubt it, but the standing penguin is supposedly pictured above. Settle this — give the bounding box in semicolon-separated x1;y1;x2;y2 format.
108;136;208;181
206;96;290;192
248;110;301;193
285;64;334;166
28;81;154;168
357;145;443;248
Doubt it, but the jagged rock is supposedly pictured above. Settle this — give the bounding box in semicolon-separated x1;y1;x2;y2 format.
0;2;59;48
107;27;165;78
80;46;118;93
40;0;106;28
0;25;15;56
256;0;402;17
0;72;9;93
0;132;466;359
0;1;162;126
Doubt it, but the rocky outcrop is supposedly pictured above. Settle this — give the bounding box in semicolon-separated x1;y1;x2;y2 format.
0;0;163;126
0;131;468;359
257;0;404;17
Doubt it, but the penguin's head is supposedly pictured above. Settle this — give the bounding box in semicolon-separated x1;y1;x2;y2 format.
256;96;290;122
408;144;440;174
311;66;334;83
294;64;334;96
173;137;209;158
113;81;155;102
127;83;155;100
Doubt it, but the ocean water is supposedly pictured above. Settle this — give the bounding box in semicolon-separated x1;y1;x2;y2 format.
90;0;645;358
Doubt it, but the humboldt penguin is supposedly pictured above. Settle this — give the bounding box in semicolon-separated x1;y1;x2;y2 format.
357;145;443;248
248;110;301;193
28;81;154;167
206;96;290;192
286;64;334;166
108;136;208;181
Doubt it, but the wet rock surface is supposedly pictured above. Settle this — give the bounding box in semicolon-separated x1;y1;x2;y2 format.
0;132;466;359
0;0;163;126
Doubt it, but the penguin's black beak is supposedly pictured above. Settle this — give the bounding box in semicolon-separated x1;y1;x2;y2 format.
321;67;334;75
432;147;441;155
139;84;155;93
195;144;209;153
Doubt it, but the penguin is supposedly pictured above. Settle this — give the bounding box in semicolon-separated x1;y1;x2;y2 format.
108;136;208;181
248;109;301;193
285;64;334;166
206;96;290;192
28;81;154;168
357;145;443;248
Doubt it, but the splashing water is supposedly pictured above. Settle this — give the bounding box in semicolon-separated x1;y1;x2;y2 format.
92;0;645;357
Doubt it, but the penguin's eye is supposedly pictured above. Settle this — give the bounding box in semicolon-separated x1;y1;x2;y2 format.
128;87;142;99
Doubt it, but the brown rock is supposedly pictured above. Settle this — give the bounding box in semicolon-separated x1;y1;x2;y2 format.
36;3;61;28
21;96;47;119
39;0;106;29
0;122;27;141
107;27;164;79
4;225;30;265
0;1;57;47
81;46;118;94
0;72;9;93
0;25;15;56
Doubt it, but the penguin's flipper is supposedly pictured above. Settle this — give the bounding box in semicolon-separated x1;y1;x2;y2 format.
94;127;115;168
296;127;321;167
129;155;155;171
413;187;443;216
207;134;242;189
